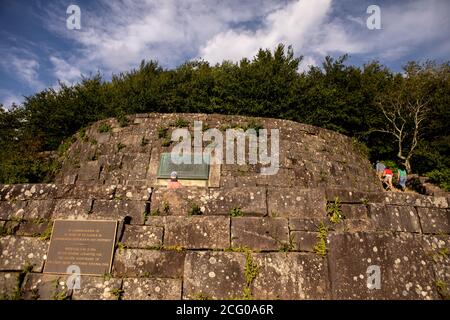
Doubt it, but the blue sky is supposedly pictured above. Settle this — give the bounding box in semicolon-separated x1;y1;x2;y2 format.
1;0;449;109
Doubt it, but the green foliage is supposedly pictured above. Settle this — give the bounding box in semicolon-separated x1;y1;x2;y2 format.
0;46;448;184
188;203;202;216
172;117;189;128
243;248;259;300
157;127;169;139
98;123;112;133
229;207;244;217
327;197;344;224
117;114;131;127
436;280;450;300
426;168;450;191
313;222;328;257
40;222;53;240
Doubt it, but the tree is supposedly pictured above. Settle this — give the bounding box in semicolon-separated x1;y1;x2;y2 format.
372;62;433;172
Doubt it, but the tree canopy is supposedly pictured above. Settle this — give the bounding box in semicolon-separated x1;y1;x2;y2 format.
1;44;449;189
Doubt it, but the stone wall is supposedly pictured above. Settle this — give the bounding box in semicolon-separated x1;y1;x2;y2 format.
0;113;449;300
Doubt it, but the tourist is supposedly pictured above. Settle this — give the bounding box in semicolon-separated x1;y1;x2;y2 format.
167;171;183;189
375;160;385;180
397;165;407;191
383;167;394;190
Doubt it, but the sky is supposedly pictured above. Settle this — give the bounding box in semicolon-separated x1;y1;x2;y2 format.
0;0;449;109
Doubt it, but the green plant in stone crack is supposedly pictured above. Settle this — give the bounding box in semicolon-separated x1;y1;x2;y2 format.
188;203;202;216
313;222;328;257
229;207;244;217
327;197;344;224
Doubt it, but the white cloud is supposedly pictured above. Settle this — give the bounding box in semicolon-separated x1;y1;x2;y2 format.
0;53;44;90
49;56;83;85
32;0;450;86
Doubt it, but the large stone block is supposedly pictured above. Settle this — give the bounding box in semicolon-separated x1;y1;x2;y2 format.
150;188;209;216
121;225;163;248
0;200;26;220
231;217;288;251
22;200;55;220
122;278;182;300
417;207;450;234
340;204;369;219
267;188;326;218
91;200;145;224
115;185;152;201
183;252;246;300
368;204;421;233
22;273;71;300
0;272;19;299
325;188;383;203
207;187;267;216
52;199;93;220
0;236;48;272
251;252;330;299
328;232;439;299
77;161;101;182
63;184;116;200
0;184;59;201
113;249;185;278
384;193;448;208
121;153;150;182
71;277;122;300
160;216;230;249
291;231;317;252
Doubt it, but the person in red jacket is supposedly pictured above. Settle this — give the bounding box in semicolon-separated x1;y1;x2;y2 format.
383;167;394;190
167;171;183;189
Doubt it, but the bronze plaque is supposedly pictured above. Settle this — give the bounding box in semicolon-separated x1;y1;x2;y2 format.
43;220;118;276
157;153;210;180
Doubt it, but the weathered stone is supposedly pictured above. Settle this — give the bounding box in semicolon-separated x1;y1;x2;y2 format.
115;185;152;201
0;184;58;201
291;231;317;252
16;220;52;237
344;219;375;232
341;204;368;219
0;236;48;272
208;187;266;216
183;252;246;299
328;232;439;299
122;278;182;300
384;193;448;208
251;252;330;299
231;217;288;251
325;188;382;203
0;200;26;220
289;218;322;232
121;153;150;181
417;207;450;234
151;188;209;216
267;188;326;218
154;216;229;249
77;161;101;182
0;221;20;236
64;184;116;200
121;225;163;248
0;272;19;299
22;273;71;300
71;277;122;300
368;204;421;233
113;249;185;278
52;199;92;220
22;200;54;220
91;200;145;224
